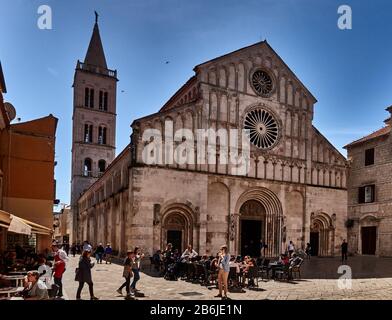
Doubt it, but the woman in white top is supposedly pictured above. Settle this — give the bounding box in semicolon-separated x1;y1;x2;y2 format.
37;256;52;289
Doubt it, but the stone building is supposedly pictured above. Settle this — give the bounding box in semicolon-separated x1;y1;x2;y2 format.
0;61;56;252
70;18;117;244
74;28;348;257
345;106;392;256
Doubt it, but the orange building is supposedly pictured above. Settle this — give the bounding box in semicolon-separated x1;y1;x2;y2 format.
0;61;57;253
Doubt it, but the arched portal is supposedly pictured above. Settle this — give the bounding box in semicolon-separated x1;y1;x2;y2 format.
239;200;266;257
160;204;195;254
310;212;334;256
234;188;283;257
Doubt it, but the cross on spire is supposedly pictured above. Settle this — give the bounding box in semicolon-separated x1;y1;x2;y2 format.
95;11;99;24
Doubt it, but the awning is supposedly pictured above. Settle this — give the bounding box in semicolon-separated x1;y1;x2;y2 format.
0;210;52;236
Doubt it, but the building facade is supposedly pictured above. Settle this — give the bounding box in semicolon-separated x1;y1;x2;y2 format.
76;39;348;258
70;19;117;244
345;107;392;256
0;61;56;252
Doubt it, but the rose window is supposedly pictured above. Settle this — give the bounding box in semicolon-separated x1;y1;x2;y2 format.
251;70;273;96
244;109;279;149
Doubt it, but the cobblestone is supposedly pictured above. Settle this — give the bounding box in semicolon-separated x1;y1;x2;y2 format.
61;256;392;300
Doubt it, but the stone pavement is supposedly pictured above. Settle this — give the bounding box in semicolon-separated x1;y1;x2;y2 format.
62;255;392;300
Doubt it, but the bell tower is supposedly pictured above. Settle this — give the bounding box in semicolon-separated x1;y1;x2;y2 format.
70;13;117;242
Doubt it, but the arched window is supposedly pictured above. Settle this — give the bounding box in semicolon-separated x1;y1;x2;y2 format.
98;160;106;176
84;124;93;143
99;91;109;111
98;126;107;145
85;87;94;108
83;158;92;177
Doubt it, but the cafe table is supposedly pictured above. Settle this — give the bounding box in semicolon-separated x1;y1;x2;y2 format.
3;275;25;287
0;286;24;297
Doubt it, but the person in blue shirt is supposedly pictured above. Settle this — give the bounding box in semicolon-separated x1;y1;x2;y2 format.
215;245;230;300
104;244;113;264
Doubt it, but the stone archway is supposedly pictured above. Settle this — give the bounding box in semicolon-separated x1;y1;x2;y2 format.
233;188;283;257
310;212;335;256
239;200;266;257
160;204;195;254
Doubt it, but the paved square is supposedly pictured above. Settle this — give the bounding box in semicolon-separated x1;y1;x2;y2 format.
61;256;392;300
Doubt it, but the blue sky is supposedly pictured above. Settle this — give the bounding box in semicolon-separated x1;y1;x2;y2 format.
1;0;392;206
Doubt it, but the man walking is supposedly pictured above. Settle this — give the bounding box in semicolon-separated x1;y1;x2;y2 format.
341;239;348;263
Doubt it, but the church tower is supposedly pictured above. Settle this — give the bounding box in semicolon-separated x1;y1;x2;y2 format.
70;14;117;242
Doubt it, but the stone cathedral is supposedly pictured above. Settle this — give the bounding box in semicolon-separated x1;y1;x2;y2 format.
72;20;348;258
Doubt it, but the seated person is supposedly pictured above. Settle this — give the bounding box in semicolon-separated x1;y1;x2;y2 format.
37;255;52;289
180;245;198;262
229;256;241;274
289;253;302;267
23;271;49;300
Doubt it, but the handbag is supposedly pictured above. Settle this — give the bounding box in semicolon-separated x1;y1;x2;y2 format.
74;267;80;281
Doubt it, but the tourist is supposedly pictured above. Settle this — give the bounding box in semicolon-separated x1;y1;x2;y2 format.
130;247;144;294
341;239;348;263
52;241;68;298
71;243;77;257
287;241;295;257
24;271;49;300
180;244;198;262
104;243;113;264
305;243;312;259
117;250;135;298
37;255;52;289
215;245;230;300
163;243;173;275
95;243;105;264
76;250;99;300
83;240;92;252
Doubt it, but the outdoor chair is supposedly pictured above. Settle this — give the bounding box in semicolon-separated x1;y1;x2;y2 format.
245;266;259;288
290;258;304;280
275;265;290;282
228;267;240;289
48;284;59;299
258;259;270;280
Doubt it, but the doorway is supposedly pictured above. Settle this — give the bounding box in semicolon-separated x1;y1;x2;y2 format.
167;230;182;253
310;232;319;256
240;220;262;257
361;226;377;255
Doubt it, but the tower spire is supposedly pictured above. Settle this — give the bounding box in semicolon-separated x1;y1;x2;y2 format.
84;12;107;69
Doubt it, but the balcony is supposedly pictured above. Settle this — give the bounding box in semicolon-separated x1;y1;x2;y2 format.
76;61;117;79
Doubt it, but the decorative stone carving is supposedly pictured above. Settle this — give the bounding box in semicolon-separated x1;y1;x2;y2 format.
229;214;236;241
153;204;161;226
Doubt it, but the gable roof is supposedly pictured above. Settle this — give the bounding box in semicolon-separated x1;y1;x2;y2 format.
344;126;391;149
194;40;317;103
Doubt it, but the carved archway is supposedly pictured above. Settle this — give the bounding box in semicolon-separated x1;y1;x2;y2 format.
160;203;195;254
233;187;283;257
310;212;335;256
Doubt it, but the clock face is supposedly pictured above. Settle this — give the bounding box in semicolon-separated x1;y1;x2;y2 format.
244;108;280;150
251;69;274;97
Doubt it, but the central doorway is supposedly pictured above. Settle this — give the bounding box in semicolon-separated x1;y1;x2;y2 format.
240;220;261;257
167;230;182;253
310;232;319;256
361;226;377;255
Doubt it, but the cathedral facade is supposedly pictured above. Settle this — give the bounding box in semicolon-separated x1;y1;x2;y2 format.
72;21;348;257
